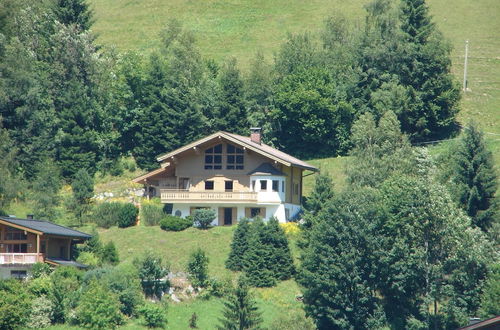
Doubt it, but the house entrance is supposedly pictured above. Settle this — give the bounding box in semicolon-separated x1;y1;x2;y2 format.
223;208;233;225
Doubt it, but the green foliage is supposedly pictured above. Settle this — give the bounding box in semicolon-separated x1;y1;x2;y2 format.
0;125;18;210
117;203;138;228
102;241;120;265
187;248;209;288
225;218;252;271
269;312;316;330
243;219;276;288
71;168;94;223
135;251;170;300
443;122;498;231
305;171;334;216
31;262;52;279
160;215;193;231
140;303;168;328
27;295;54;329
479;263;500;319
76;251;101;268
141;202;167;226
53;0;94;31
299;189;384;329
92;202;138;229
189;312;198;328
0;279;33;330
28;275;53;297
217;277;263;330
193;208;216;229
75;281;123;329
31;158;62;220
49;266;83;324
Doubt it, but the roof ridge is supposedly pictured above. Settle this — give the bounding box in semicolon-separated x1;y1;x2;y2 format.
0;216;91;237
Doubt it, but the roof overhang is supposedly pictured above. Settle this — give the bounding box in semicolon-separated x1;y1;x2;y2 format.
0;219;43;235
156;131;318;172
132;166;170;184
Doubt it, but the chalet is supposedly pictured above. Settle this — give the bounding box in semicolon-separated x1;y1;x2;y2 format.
133;128;318;225
0;215;91;279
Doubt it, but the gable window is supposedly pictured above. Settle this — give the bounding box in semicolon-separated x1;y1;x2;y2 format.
226;144;244;170
205;144;222;170
260;180;267;191
272;180;279;192
205;181;214;190
5;228;27;241
225;180;233;192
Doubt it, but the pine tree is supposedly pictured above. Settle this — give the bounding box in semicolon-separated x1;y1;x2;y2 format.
53;0;94;31
71;168;94;224
31;158;62;220
101;241;119;265
265;218;295;280
244;219;276;287
217;277;263;330
216;57;248;135
305;171;334;216
187;248;209;288
0;124;18;211
226;218;252;271
448;122;498;231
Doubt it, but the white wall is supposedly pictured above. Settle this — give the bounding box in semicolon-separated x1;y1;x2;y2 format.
0;265;32;280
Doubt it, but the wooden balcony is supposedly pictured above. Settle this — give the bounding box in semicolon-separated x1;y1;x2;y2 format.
161;189;258;203
0;253;44;265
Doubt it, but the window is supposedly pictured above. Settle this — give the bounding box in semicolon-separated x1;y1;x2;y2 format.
205;144;222;170
225;180;233;191
250;208;261;217
272;180;279;192
5;228;27;240
205;181;214;190
10;270;27;279
252;180;256;191
41;242;46;254
226;144;244;170
282;181;285;193
294;183;299;196
6;244;28;253
260;180;267;191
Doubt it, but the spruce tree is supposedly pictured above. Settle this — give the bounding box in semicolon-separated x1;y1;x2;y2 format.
32;158;62;220
187;248;209;288
101;241;119;265
305;171;334;216
448;123;498;231
244;219;276;287
226;218;252;271
71;168;94;224
53;0;94;31
216;57;248;135
217;277;263;330
265;218;295;281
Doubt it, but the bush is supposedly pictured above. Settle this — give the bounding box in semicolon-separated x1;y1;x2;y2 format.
193;209;216;229
75;281;123;329
76;251;100;268
160;215;193;231
140;303;167;328
31;262;52;279
0;280;32;330
135;251;170;300
118;203;138;228
187;248;209;288
27;295;53;329
141;202;166;226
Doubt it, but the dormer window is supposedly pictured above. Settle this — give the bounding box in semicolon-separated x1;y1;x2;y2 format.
205;144;222;170
226;144;244;170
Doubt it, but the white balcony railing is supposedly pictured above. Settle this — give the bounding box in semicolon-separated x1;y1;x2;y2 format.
0;253;44;265
160;189;258;203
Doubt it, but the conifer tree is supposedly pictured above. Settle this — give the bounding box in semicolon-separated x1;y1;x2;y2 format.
447;123;498;231
71;168;94;224
53;0;94;31
32;158;62;220
0;124;18;211
216;57;248;135
265;218;295;280
187;248;209;288
305;171;334;216
101;241;119;265
217;277;263;330
226;218;252;271
244;219;276;287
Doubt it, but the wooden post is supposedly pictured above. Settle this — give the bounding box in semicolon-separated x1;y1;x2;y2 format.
36;234;40;262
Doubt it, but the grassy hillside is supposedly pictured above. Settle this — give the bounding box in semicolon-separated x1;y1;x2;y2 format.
97;225;305;329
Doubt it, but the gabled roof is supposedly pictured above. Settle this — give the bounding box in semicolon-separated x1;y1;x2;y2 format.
46;258;89;268
0;216;92;239
248;163;286;176
156;131;318;171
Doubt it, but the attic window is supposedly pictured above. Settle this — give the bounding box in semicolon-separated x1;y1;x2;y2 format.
226;144;244;170
205;144;222;170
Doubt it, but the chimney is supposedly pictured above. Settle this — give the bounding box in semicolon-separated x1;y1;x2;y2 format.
250;127;262;145
27;214;34;220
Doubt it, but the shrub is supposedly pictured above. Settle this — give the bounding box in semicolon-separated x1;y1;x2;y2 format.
135;251;170;300
280;222;301;237
118;203;138;228
160;215;192;231
189;313;198;328
0;280;32;330
187;248;209;288
193;209;216;229
140;303;167;328
27;295;54;329
101;241;120;265
31;262;52;279
141;202;166;226
75;281;123;329
77;251;100;268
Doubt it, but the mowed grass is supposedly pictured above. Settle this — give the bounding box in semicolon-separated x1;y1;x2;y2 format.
98;224;305;328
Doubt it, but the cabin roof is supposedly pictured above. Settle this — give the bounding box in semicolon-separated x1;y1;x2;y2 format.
0;216;92;239
247;162;286;176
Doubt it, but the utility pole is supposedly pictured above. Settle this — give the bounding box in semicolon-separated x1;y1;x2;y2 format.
463;40;469;91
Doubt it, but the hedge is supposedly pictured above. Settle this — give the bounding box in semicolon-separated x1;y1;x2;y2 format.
160;215;193;231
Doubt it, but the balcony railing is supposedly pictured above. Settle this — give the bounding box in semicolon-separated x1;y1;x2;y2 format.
0;253;44;265
161;189;258;203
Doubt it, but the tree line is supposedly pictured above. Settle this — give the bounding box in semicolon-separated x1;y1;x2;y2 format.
1;0;460;181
